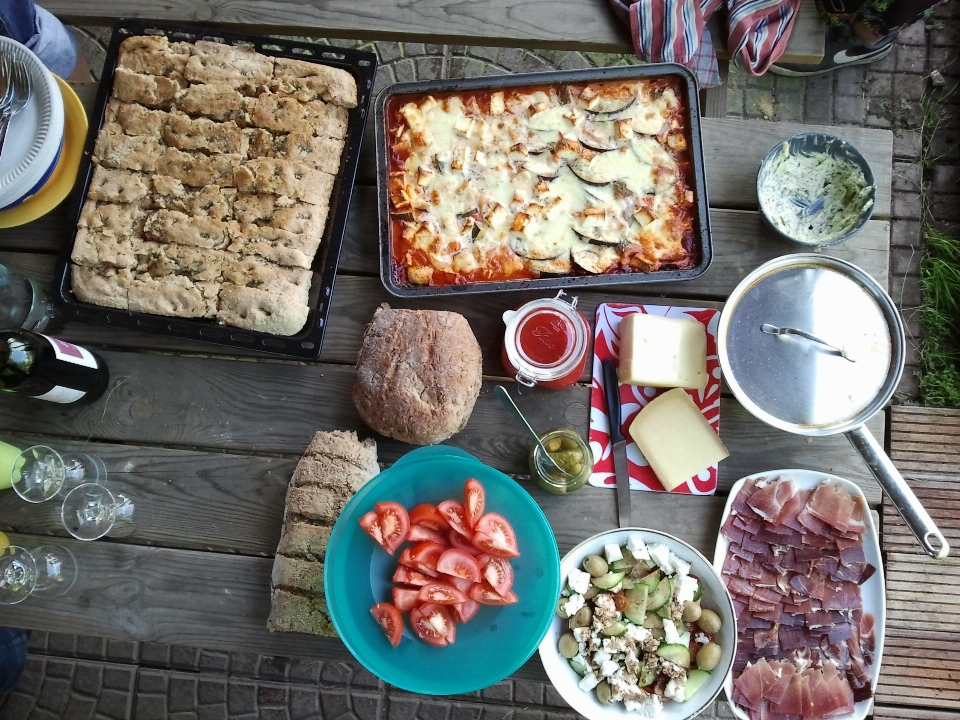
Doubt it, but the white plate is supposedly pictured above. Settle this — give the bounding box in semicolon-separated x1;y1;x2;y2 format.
539;528;738;720
713;469;886;720
0;37;65;208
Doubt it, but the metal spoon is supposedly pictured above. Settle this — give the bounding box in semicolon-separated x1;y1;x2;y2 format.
760;323;855;362
494;385;572;477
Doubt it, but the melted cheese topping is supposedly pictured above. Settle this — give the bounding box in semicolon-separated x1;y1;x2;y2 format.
388;80;696;285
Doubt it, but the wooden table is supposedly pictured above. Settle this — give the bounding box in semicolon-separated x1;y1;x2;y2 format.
0;18;917;718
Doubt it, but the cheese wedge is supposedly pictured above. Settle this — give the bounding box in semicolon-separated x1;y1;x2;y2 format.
617;313;707;389
628;388;729;492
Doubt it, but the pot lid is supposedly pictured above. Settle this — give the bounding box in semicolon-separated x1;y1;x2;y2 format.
718;254;904;434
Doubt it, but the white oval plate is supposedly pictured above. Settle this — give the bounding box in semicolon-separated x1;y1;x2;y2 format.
0;36;64;207
713;469;886;720
539;528;737;720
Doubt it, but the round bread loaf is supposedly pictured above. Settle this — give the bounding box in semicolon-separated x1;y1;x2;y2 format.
353;306;483;445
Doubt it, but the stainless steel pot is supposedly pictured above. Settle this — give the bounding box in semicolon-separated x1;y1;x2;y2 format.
718;254;949;559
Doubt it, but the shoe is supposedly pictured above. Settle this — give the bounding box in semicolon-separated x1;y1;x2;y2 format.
770;24;895;76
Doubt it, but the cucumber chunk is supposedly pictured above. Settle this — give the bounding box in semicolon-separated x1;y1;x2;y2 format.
610;555;636;572
569;657;588;675
621;578;636;590
623;586;648;624
647;577;672;610
684;669;711;700
637;569;660;592
643;612;662;629
600;620;628;637
656;602;674;619
638;666;658;687
591;570;626;590
656;643;691;669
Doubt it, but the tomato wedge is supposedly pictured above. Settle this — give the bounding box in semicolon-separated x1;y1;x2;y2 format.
478;555;514;596
359;511;387;551
409;503;450;532
447;576;475;593
468;582;519;606
463;479;486;530
393;565;433;587
399;547;439;577
453;599;481;623
392;587;421;613
437;500;472;538
437;548;481;583
371;602;403;647
473;513;520;558
449;530;481;555
374;501;410;554
411;603;456;646
418;581;467;605
408;524;449;545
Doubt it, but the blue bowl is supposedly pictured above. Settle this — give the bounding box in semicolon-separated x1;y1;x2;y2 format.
325;446;561;695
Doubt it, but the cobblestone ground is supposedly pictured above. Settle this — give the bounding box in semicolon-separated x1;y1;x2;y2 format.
2;10;958;719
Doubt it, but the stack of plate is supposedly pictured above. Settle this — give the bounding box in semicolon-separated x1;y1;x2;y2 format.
0;37;87;228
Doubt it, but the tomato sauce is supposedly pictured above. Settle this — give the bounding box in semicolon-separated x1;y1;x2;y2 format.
517;310;575;366
386;78;700;287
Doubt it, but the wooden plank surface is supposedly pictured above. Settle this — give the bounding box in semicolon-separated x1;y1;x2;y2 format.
45;0;825;62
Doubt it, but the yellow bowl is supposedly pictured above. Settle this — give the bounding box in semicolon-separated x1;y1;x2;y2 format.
0;76;87;228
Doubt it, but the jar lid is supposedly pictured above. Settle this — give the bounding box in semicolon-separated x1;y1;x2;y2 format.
0;38;65;209
718;254;903;433
503;291;588;386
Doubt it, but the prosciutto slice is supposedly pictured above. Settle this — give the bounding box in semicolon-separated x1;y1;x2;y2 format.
722;476;877;720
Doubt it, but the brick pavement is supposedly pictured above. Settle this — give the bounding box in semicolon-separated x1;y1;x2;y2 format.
2;8;959;718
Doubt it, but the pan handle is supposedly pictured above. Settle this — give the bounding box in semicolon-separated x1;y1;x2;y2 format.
846;424;949;560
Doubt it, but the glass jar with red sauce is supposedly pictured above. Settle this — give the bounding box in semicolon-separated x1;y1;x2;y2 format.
501;291;590;389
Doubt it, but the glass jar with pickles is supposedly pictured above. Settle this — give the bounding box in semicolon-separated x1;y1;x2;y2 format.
529;429;592;495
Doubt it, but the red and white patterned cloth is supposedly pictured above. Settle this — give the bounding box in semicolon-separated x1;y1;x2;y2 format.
608;0;803;87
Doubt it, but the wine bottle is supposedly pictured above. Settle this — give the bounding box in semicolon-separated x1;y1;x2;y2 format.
0;331;110;405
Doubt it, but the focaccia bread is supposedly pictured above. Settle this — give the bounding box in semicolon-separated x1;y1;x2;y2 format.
72;35;357;335
268;430;378;636
353;306;482;445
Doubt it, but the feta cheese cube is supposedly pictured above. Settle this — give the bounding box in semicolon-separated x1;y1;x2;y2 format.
626;624;652;642
593;650;611;665
671;554;691;579
571;653;586;669
663;618;682;645
563;594;585;617
604;543;624;563
648;544;674;574
568;568;592;595
600;659;620;677
639;695;663;717
578;671;601;691
626;535;650;561
695;632;710;644
573;627;592;642
624;699;643;713
664;677;686;702
676;575;699;605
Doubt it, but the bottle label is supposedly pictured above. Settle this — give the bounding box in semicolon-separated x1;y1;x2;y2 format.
39;335;98;369
34;385;86;404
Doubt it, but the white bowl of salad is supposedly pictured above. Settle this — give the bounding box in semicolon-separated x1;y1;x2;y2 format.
539;528;736;720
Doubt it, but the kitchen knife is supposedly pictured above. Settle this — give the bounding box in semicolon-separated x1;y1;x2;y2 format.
602;358;631;528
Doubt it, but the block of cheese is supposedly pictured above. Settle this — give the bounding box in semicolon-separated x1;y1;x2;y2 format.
628;388;729;492
617;313;707;389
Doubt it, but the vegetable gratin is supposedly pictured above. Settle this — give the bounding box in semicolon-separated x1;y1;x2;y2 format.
385;78;701;287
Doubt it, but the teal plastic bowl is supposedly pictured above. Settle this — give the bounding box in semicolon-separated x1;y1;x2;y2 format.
325;446;561;695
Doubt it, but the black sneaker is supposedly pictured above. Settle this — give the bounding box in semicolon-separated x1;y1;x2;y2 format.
770;24;895;76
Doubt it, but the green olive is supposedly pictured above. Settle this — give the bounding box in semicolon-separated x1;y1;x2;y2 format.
698;608;722;634
583;585;600;600
570;606;593;629
546;438;562;452
682;601;702;623
696;642;721;671
558;632;579;659
556;597;570;618
583;554;609;577
596;680;615;705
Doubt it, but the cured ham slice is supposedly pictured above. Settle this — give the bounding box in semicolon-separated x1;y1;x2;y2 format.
722;476;877;720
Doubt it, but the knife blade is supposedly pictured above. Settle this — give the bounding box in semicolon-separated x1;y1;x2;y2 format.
602;358;631;528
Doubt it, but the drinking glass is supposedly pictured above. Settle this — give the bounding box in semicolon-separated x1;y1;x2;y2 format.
0;544;76;604
60;452;107;496
61;484;136;541
11;446;65;503
0;263;57;332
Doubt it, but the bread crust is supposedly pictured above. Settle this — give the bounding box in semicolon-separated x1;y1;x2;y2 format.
353;306;482;445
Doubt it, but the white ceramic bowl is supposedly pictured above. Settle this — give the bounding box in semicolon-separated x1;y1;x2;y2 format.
539;528;737;720
0;37;65;210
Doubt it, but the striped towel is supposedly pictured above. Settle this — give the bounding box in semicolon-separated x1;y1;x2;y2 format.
608;0;802;88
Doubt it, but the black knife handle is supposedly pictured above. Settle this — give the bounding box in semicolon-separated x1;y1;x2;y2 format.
602;358;624;444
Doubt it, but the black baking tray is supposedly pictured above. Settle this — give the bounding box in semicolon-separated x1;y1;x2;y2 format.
52;19;377;359
375;64;712;297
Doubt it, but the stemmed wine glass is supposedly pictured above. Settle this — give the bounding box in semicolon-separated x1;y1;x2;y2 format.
61;484;136;541
0;544;77;604
11;445;107;503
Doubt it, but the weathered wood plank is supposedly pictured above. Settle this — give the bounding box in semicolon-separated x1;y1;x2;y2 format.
874;707;960;720
45;0;825;62
0;351;885;501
